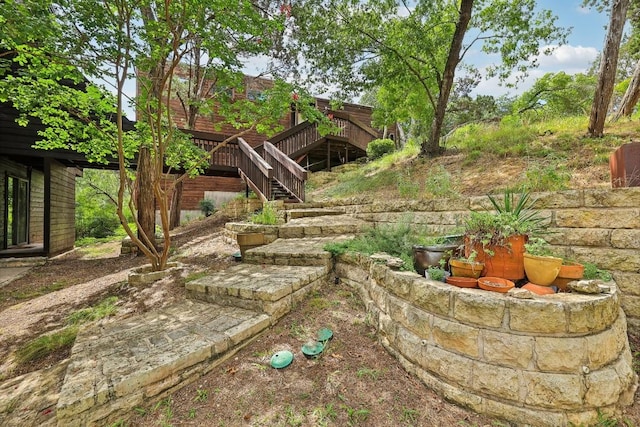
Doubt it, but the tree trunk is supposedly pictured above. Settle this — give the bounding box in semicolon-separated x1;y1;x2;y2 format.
423;0;474;156
588;0;630;137
169;178;183;229
136;146;156;253
613;58;640;121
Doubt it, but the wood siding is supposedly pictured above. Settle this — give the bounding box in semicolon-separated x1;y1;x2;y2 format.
30;169;44;244
164;175;243;210
47;160;76;255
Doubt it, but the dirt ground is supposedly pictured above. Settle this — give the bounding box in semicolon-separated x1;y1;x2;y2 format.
1;209;639;426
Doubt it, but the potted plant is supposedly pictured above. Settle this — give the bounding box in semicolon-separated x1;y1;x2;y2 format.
412;234;462;275
426;266;448;282
449;250;485;279
523;238;562;286
463;190;545;281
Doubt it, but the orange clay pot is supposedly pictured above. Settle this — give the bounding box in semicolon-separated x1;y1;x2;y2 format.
465;235;527;281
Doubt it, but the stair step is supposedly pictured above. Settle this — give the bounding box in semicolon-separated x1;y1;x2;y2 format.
286;208;346;220
57;301;270;426
243;236;352;267
278;215;368;239
186;264;329;322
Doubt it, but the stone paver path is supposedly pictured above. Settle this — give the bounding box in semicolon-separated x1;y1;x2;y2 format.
57;300;270;426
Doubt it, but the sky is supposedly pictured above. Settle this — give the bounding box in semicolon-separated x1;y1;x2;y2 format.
472;0;610;97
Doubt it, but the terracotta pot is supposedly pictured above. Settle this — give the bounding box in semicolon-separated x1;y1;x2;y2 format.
552;262;585;291
523;253;562;286
478;277;515;293
445;276;478;288
449;259;484;279
522;282;557;295
465;234;527;280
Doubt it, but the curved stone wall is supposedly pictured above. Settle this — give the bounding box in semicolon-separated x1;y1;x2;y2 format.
335;254;638;426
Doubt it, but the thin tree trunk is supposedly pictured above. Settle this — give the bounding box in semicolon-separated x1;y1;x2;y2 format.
423;0;474;156
169;179;183;229
588;0;630;137
613;58;640;121
136;146;156;254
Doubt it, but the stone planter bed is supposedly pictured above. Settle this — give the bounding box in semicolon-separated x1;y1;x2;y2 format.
335;252;638;426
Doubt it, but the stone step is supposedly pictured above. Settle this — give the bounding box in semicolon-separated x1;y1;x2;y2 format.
243;236;352;267
186;264;329;322
56;301;270;427
278;215;368;239
286;208;346;221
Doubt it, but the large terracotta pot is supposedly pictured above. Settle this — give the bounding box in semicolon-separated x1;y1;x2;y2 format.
523;253;562;286
465;234;527;281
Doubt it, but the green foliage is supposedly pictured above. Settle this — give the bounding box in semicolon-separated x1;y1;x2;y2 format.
15;326;78;365
522;160;571;192
424;165;456;198
523;238;554;257
583;263;613;281
75;170;127;240
448;121;539;158
198;199;215;217
66;296;118;325
512;72;596;118
366;138;396;160
324;221;428;271
426;266;446;281
465;190;545;248
293;0;567;152
251;203;279;225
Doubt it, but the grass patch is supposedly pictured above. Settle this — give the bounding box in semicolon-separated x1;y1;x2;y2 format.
66;296;118;325
15;326;78;364
10;281;66;300
251;203;279;225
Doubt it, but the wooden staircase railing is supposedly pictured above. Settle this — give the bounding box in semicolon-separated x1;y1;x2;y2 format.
237;137;273;202
263;141;307;202
268;110;380;158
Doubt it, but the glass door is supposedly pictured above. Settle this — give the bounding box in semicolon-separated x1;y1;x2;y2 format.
6;176;29;246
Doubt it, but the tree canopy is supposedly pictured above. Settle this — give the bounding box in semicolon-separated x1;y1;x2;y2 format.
289;0;568;154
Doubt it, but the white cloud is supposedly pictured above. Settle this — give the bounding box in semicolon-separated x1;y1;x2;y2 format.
472;44;599;97
535;44;599;71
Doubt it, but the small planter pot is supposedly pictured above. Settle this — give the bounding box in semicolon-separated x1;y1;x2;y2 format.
236;232;265;259
552;262;585;291
523;253;562;286
445;276;478;288
522;282;557;295
478;277;515;293
449;259;485;279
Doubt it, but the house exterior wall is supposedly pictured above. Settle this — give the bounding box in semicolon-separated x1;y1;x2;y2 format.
47;159;76;256
30;169;44;244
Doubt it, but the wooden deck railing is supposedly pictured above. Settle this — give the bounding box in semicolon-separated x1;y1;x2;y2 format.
268;110;379;157
237;137;272;202
263;141;307;202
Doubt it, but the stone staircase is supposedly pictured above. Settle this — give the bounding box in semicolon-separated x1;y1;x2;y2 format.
53;208;364;426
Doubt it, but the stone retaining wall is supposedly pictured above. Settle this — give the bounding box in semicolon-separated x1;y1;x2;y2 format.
310;187;640;332
335;253;638;426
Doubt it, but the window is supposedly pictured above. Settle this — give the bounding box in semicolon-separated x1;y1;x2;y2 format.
6;175;29;246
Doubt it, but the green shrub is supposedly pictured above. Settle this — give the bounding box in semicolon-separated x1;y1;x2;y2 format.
76;210;120;239
366;138;395;160
251;203;278;225
198;199;215;217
